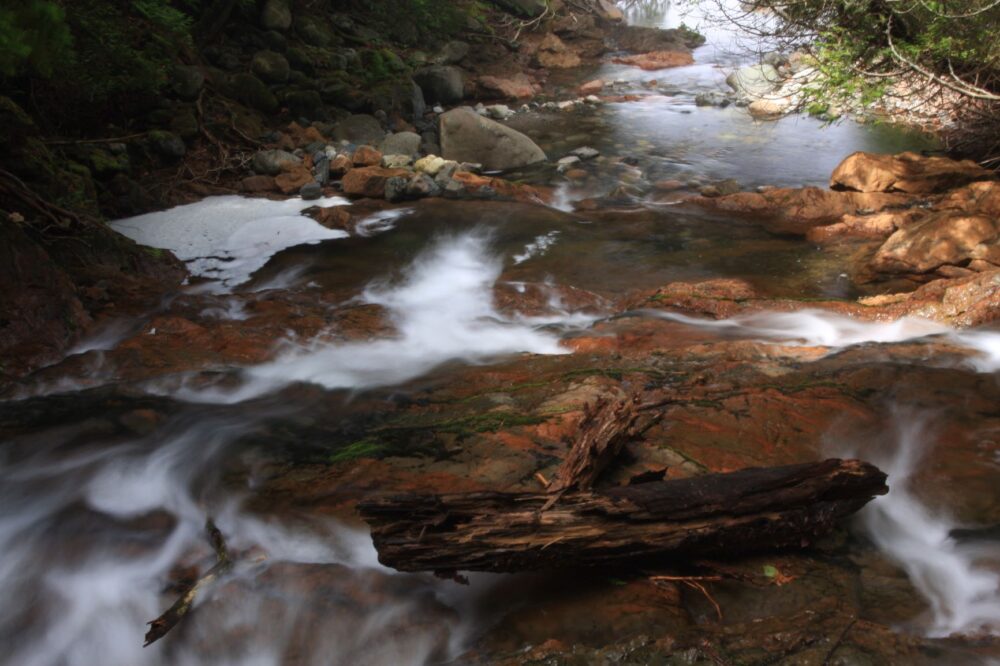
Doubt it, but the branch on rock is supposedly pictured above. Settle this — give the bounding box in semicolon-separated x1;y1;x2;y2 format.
144;519;233;647
358;459;888;575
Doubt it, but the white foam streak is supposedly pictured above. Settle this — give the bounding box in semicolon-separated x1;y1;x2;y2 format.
110;195;350;290
847;415;1000;636
512;231;561;264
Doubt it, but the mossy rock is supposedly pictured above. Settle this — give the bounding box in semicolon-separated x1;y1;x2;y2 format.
87;148;131;179
283;90;326;121
295;15;334;47
286;47;316;76
232;72;279;113
169;107;200;140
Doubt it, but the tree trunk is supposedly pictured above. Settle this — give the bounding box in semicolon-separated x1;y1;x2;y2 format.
357;459;887;575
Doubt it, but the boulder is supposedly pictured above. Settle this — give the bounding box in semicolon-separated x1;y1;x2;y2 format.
380;131;422;156
831;151;993;195
414;155;448;175
274;167;314;194
439;107;546;171
871;212;1000;275
352;145;383;167
748;98;790;119
300;182;323;200
232;73;278;113
252;149;301;176
413;65;465;105
333;114;386;145
432;41;470;65
726;64;781;98
612;50;694;70
260;0;292;31
478;74;538;100
342;167;412;198
252;51;290;83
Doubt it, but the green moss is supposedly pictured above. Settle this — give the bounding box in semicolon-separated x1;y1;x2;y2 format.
328;438;385;463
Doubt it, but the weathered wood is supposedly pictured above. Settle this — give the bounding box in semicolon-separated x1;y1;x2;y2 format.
547;395;646;494
357;459;887;574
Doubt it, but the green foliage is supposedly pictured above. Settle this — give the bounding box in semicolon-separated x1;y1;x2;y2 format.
353;0;468;42
0;1;73;77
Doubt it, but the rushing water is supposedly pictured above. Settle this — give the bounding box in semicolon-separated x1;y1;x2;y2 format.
4;2;1000;665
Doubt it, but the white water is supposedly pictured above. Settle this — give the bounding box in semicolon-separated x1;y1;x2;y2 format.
831;413;1000;637
168;231;583;404
111;195;350;290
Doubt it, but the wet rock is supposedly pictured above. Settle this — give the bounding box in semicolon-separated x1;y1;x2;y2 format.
451;171;547;203
486;104;514;120
748;98;790;119
805;210;923;244
274;167;314;194
439;107;546;171
333;114;386;145
379;131;422;156
381;154;412;169
260;0;291;30
341;166;411;198
329;154;352;176
831;151;994;195
871;212;1000;276
695;91;731;107
252;149;301;176
384;176;408;202
414;155;448;175
726;64;782;98
313;157;330;186
536;33;581;69
570;146;600;160
407;173;440;198
352;145;383;167
578;79;604;95
240;174;276;193
612;24;704;52
413;65;465;105
612;50;694;70
477;74;538;101
300;181;322;200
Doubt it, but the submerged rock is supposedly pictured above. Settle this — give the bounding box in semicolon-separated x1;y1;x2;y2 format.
439;107;546;171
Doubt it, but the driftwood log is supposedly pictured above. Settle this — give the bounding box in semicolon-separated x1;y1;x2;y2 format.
357;459;887;574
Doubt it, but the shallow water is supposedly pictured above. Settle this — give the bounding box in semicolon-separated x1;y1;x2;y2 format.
4;2;1000;665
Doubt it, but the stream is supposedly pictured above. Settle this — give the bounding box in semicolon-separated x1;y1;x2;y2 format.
4;2;1000;664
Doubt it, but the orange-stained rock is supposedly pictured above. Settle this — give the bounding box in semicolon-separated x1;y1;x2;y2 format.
870;212;1000;275
536;33;582;69
478;74;539;100
612;50;694;70
341;166;411;198
329;154;353;176
578;79;605;95
240;174;277;193
274;167;314;194
286;121;326;148
830;151;993;194
805;209;925;243
451;171;550;204
352;145;383;167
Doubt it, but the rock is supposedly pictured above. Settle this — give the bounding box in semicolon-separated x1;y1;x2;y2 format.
570;146;600;160
695;91;731;107
150;131;186;159
653;179;685;191
296;15;332;46
579;79;604;95
413;65;465;105
433;41;470;65
313;157;330;185
240;175;276;193
763;51;790;68
713;179;741;196
439;107;546;171
871;213;1000;275
747;99;791;120
260;0;292;31
414;155;447;175
612;24;704;52
300;182;323;200
726;64;782;98
284;90;325;120
352;145;383;167
806;210;922;244
275;167;314;194
565;168;588;181
329;154;352;176
252;149;301;175
830;151;993;195
232;73;278;113
486;104;514;120
612;50;694;70
478;74;538;100
536;33;581;69
334;114;386;145
384;176;408;202
379;131;422;156
492;0;547;17
342;166;411;198
407;173;440;197
557;155;581;173
170;66;204;101
382;154;412;168
433;162;459;188
251;51;290;83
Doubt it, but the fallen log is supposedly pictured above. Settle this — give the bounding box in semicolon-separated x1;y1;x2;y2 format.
357;459;887;574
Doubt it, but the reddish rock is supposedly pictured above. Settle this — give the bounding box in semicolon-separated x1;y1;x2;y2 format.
870;212;1000;275
352;145;383;167
653;179;685;192
286;122;326;148
274;167;314;194
341;166;411;198
536;33;582;69
578;79;605;95
329;154;353;176
612;50;694;70
564;168;588;181
478;74;539;100
805;209;924;243
240;175;277;193
451;171;549;204
831;151;993;194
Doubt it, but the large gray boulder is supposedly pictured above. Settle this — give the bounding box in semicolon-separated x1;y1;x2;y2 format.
726;64;782;98
333;114;386;145
413;65;465;105
380;131;422;156
439;107;546;171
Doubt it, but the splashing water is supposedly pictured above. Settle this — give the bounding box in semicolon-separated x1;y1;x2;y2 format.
833;413;1000;637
